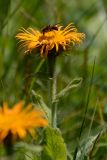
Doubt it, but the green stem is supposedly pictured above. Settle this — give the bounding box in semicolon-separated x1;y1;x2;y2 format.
51;75;57;128
47;53;57;127
23;58;45;102
3;132;14;159
30;58;45;90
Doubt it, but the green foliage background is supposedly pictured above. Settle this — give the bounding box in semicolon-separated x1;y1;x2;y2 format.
0;0;107;159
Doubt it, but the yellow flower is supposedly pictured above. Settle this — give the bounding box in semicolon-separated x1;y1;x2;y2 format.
0;101;48;141
16;23;85;57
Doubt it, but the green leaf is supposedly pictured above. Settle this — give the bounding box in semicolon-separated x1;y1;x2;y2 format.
42;127;67;160
76;132;102;160
32;90;51;123
56;78;82;101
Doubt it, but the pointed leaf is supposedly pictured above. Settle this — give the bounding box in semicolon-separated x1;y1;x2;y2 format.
32;90;51;123
56;78;82;100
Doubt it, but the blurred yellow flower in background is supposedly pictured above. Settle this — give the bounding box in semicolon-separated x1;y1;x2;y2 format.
16;23;85;57
0;101;48;141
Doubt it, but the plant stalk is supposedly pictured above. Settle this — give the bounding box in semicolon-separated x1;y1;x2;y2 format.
47;53;57;127
3;132;14;160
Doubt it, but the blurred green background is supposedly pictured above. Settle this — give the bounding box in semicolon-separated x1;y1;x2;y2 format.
0;0;107;159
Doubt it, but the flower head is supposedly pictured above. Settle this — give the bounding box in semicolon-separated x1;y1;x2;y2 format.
16;23;85;57
0;101;48;141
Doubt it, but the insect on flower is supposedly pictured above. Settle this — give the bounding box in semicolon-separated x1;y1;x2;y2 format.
42;24;59;34
16;23;85;57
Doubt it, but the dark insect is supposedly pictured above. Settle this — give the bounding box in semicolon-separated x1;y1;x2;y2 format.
42;25;58;34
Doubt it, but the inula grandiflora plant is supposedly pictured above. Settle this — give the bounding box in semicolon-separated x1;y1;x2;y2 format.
12;23;85;160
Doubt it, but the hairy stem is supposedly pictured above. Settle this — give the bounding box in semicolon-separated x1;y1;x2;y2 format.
47;53;57;127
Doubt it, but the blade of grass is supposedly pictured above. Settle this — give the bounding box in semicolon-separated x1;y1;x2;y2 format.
87;98;98;138
1;0;24;31
73;57;96;160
